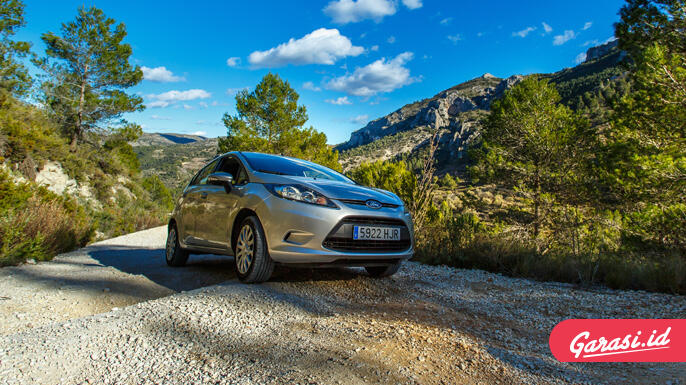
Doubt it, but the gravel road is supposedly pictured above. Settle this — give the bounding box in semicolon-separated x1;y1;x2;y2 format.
0;226;684;384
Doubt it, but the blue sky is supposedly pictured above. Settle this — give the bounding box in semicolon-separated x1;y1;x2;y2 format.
18;0;625;144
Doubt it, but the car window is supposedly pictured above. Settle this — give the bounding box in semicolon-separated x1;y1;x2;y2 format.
235;166;249;185
216;157;239;177
190;159;219;186
216;156;250;185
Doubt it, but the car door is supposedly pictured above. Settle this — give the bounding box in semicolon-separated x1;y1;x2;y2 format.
179;159;219;246
195;156;249;250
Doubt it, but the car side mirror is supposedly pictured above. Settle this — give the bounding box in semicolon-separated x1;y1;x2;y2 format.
207;172;233;192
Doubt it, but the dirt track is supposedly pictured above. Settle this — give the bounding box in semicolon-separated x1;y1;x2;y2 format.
0;226;684;384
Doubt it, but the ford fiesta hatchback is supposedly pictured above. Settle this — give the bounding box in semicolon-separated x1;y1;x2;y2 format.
166;151;414;283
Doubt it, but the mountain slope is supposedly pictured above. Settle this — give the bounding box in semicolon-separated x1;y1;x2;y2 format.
337;41;625;173
133;134;218;194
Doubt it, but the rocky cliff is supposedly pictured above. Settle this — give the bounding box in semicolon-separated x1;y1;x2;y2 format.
336;74;523;171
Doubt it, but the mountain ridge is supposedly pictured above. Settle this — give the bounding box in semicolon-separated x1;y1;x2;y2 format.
336;42;625;172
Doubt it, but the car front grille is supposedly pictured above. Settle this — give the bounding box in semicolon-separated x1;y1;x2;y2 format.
336;199;400;208
322;216;412;253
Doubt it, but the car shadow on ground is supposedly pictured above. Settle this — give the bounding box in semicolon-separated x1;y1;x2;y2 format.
86;246;364;292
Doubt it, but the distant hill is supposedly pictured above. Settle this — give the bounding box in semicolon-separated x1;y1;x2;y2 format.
337;41;625;174
132;132;209;147
133;134;218;194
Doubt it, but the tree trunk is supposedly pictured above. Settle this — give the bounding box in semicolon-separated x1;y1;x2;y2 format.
72;65;88;152
533;166;541;252
70;131;79;152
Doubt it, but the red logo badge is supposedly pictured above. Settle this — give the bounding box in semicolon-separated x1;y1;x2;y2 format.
549;319;686;362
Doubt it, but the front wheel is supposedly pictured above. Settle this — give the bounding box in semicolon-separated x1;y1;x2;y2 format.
166;224;189;267
234;216;274;283
366;262;401;278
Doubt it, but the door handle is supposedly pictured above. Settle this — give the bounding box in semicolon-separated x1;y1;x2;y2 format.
200;192;208;199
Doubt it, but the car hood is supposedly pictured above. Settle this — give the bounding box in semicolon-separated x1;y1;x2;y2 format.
257;174;403;205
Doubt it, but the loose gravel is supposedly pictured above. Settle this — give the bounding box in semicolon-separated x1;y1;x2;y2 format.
0;227;684;384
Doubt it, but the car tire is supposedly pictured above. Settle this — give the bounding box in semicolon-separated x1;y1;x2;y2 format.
366;262;401;278
234;216;274;283
166;224;189;267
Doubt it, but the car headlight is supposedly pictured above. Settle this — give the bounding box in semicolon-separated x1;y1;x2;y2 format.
265;184;337;208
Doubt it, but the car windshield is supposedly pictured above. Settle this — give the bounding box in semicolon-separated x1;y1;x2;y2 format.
241;152;354;183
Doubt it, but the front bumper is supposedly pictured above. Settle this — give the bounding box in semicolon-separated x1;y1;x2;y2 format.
254;192;414;264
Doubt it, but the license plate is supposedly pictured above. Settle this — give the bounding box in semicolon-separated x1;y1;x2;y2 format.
353;226;401;241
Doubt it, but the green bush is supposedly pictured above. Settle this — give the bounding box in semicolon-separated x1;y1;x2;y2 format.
0;170;92;265
414;203;686;294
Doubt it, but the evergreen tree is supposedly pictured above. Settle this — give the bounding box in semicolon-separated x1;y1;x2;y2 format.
217;73;340;170
471;77;591;240
0;0;31;96
603;0;685;249
36;6;143;151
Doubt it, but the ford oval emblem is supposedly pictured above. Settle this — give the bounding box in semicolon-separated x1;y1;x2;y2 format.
365;199;382;209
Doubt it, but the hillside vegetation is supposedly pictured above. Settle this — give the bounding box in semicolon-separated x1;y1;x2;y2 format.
134;134;218;195
338;0;684;293
0;3;172;265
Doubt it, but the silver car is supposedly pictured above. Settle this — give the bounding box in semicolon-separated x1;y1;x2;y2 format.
166;151;414;283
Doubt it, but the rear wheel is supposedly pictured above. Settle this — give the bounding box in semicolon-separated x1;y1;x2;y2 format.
366;262;401;278
234;216;274;283
166;224;189;267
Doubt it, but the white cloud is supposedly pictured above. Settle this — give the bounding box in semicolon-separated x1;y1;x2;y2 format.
150;115;171;120
198;101;209;108
226;57;241;67
513;26;536;38
370;45;379;51
582;39;599;47
326;52;417;96
141;66;185;82
226;87;250;96
148;89;211;108
248;28;364;68
387;35;396;44
148;100;170;108
542;22;552;34
582;21;592;30
325;96;352;105
447;34;462;44
302;81;322;91
350;114;369;125
604;36;617;44
476;32;484;37
553;30;577;45
190;131;207;136
401;0;422;10
575;52;587;64
183;104;194;110
440;17;452;25
323;0;396;24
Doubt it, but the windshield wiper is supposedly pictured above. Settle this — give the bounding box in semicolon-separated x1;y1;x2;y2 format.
256;169;289;176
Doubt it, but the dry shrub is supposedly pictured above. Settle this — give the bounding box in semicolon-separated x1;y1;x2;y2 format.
19;197;91;255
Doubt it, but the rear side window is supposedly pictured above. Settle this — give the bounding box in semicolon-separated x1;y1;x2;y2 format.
190;159;219;186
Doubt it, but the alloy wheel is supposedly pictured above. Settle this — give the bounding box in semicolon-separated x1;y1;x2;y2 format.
166;227;176;261
236;224;255;274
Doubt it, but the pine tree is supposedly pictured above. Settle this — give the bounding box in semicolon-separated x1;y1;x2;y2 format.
36;6;143;151
0;0;31;96
218;73;340;170
471;77;591;240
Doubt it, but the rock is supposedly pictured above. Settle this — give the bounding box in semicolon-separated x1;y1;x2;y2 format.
26;259;36;265
585;39;619;62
